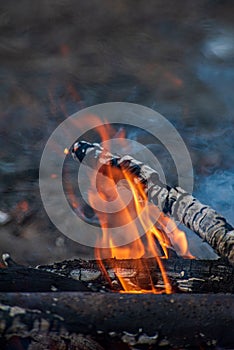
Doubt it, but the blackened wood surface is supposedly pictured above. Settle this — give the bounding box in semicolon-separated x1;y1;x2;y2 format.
38;257;234;293
0;302;103;350
0;257;233;293
0;292;233;348
0;266;88;292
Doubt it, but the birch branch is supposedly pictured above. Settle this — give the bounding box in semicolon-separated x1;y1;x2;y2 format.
71;141;234;265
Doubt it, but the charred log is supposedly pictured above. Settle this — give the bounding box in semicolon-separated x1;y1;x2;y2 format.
71;141;234;264
38;257;234;293
0;256;234;349
0;264;89;293
1;255;233;293
0;292;233;349
0;303;103;350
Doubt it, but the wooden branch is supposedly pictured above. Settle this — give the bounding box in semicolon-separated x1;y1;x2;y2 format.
72;141;234;264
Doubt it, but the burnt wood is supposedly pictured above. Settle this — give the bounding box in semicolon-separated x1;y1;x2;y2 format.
0;266;89;292
0;257;233;349
0;292;233;349
71;141;234;264
1;257;233;293
0;302;103;350
38;257;234;293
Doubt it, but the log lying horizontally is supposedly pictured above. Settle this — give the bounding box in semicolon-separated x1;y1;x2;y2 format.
1;256;234;293
0;257;234;293
1;256;233;348
0;302;103;350
0;292;233;348
38;257;234;293
72;141;234;265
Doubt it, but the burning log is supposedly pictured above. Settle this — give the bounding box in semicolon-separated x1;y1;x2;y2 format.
72;141;234;265
1;255;234;294
38;257;234;293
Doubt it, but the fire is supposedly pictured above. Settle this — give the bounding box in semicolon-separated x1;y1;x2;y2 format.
85;123;193;294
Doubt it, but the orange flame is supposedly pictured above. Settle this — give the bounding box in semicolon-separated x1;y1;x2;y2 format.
86;122;193;294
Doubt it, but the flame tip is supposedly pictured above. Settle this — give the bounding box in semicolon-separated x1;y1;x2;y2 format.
64;147;69;155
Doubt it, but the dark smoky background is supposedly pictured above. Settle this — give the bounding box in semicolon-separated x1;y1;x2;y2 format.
0;0;234;264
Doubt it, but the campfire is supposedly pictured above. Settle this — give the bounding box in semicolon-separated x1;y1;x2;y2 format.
0;123;234;349
70;124;196;295
70;126;234;264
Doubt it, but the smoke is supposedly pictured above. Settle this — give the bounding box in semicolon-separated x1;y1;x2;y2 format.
195;169;234;226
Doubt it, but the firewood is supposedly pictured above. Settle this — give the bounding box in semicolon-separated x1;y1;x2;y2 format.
38;256;234;293
1;254;233;293
0;256;233;349
72;141;234;265
0;257;89;292
0;292;233;348
0;303;103;350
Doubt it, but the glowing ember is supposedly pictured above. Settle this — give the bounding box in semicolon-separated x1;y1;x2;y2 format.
17;200;29;213
77;123;193;294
